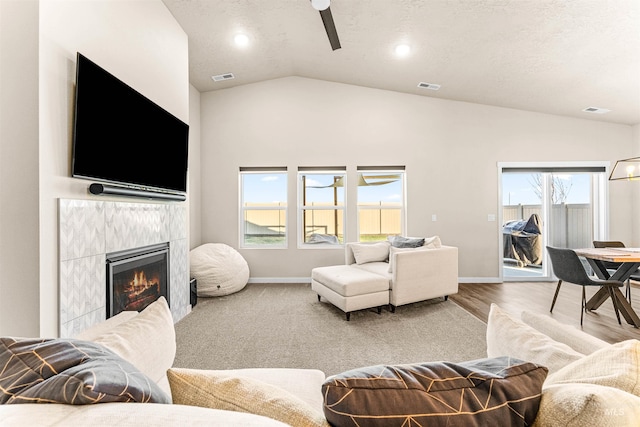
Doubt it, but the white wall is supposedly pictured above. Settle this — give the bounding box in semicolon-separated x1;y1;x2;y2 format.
189;84;202;249
631;124;640;246
36;0;189;337
200;76;635;281
0;0;40;336
0;0;190;337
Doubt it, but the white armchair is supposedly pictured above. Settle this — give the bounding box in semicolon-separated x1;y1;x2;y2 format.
345;242;459;311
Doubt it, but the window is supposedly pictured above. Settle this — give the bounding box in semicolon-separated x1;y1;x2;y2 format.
298;167;346;245
357;167;405;242
240;167;287;248
499;162;607;281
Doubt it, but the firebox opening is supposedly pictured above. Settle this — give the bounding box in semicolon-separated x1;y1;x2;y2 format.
106;243;170;318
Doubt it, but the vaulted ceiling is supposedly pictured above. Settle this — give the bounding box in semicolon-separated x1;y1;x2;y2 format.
162;0;640;125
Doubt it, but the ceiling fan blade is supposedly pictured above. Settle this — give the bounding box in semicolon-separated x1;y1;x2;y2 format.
319;6;341;50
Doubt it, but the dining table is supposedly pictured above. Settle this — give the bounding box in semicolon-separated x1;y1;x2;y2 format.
574;247;640;328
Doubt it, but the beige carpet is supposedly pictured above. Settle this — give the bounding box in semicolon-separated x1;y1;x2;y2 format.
173;283;488;376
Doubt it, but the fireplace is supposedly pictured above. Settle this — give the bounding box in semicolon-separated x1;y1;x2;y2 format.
106;243;170;318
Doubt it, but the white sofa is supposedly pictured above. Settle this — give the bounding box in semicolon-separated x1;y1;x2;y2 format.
312;238;459;319
0;297;327;427
345;241;459;310
2;297;639;426
486;304;640;426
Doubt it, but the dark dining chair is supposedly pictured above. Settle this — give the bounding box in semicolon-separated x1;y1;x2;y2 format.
546;246;623;326
593;240;639;305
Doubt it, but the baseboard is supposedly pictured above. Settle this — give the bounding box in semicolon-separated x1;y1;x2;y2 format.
248;277;502;284
248;277;312;284
458;277;502;283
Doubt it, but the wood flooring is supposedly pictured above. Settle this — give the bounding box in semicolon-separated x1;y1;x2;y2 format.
450;281;640;344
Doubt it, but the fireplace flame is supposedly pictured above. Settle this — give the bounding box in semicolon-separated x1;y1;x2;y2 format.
127;270;159;296
133;270;147;288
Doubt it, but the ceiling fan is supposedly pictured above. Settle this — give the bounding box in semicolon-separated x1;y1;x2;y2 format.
310;0;341;50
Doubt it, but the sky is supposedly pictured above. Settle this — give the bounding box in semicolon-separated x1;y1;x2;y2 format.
242;173;287;204
502;172;591;205
242;173;403;204
243;171;593;206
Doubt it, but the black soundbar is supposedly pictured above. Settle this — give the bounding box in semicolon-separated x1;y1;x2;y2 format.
89;183;186;201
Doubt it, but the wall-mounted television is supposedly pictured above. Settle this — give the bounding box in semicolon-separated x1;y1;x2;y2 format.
72;53;189;195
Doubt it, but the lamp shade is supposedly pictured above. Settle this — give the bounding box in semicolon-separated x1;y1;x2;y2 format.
609;157;640;181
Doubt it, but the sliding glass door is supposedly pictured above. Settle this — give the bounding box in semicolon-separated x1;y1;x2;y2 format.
500;164;607;281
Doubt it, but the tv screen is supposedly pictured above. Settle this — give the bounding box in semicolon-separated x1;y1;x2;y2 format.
72;53;189;193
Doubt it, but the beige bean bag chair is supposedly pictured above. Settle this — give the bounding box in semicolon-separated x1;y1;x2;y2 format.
190;243;249;297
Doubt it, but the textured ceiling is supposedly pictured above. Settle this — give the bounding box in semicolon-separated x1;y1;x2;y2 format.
162;0;640;125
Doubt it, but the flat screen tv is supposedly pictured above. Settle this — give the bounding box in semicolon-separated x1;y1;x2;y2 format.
72;53;189;194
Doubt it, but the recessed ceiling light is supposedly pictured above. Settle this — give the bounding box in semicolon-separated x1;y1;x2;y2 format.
395;44;411;57
234;33;249;47
582;107;611;114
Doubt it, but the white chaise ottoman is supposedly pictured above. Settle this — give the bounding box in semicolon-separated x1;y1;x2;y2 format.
311;265;390;321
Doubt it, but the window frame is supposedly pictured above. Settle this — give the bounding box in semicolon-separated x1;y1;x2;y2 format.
356;167;406;242
297;167;347;248
239;167;288;249
498;161;609;282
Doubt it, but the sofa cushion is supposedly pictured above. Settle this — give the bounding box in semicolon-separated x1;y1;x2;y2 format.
322;357;547;427
0;337;169;405
86;296;175;395
532;383;640;427
350;242;390;264
544;339;640;397
0;402;291;426
486;304;584;374
167;368;329;427
520;310;608;355
312;265;389;296
387;235;425;248
353;260;392;277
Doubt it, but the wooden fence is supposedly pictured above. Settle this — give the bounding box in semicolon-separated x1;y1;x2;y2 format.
244;202;593;248
243;202;402;238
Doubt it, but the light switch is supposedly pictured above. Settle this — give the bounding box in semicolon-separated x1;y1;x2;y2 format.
488;214;496;222
432;214;437;222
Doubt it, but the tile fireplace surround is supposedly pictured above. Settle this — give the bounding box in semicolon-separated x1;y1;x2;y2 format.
58;199;189;337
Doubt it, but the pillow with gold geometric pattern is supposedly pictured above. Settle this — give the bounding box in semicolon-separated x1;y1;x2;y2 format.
0;337;170;404
322;357;548;427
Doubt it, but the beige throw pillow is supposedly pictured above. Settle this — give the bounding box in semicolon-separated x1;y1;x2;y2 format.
533;383;640;427
89;296;176;389
167;368;329;427
486;304;584;374
350;242;390;265
544;339;640;397
520;310;609;355
423;235;442;248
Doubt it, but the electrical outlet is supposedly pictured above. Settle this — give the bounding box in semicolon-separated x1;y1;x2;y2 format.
488;214;496;222
432;214;437;221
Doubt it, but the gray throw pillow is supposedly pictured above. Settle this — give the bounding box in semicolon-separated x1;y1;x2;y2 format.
0;337;170;405
387;235;425;248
